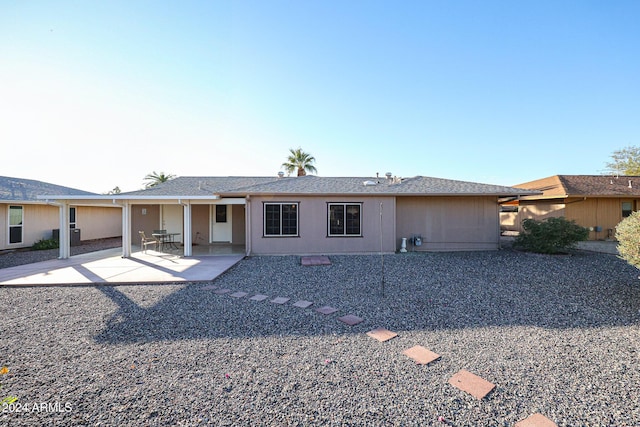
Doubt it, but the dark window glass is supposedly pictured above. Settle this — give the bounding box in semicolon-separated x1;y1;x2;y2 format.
264;203;298;236
216;205;227;223
328;204;361;236
622;202;633;218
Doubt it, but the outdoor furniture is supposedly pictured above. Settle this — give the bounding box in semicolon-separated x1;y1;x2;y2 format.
139;231;158;253
152;230;180;251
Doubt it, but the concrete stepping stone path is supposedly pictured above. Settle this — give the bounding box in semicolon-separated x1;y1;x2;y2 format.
366;327;398;342
316;306;339;315
337;314;363;326
292;300;313;308
515;413;557;427
448;369;495;400
402;345;441;365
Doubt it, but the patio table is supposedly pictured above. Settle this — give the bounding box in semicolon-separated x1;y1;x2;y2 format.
152;232;181;251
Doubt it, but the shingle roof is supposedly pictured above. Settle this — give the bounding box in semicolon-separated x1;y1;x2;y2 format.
514;175;640;198
121;175;536;197
0;176;96;202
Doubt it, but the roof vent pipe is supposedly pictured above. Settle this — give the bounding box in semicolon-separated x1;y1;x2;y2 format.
385;172;392;180
629;180;633;189
277;171;285;178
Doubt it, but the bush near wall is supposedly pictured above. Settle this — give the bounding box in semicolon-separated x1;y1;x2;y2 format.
616;212;640;269
31;238;59;251
514;217;589;254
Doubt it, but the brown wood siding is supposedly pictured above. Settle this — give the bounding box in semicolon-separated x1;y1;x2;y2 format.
565;197;640;240
500;202;564;233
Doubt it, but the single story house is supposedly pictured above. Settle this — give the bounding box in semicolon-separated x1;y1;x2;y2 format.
41;174;537;258
0;176;122;251
500;175;640;240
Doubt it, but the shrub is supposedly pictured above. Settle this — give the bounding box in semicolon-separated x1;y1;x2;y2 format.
616;211;640;269
31;238;59;251
514;216;589;254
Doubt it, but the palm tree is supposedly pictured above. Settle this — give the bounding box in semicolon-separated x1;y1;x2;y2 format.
281;148;317;177
144;171;176;188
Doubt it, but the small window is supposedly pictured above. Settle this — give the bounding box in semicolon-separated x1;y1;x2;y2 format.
9;205;23;244
328;203;362;236
216;205;227;223
69;207;77;229
622;201;633;218
264;203;298;236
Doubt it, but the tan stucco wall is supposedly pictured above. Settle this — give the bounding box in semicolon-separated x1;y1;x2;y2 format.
1;203;121;250
248;196;396;255
191;204;209;245
131;204;161;244
397;196;501;251
232;204;245;245
76;206;121;241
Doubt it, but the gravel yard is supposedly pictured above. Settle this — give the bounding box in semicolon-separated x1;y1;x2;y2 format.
1;249;639;426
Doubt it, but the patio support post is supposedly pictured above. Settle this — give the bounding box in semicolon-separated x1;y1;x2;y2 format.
122;201;131;258
58;202;70;259
183;201;192;256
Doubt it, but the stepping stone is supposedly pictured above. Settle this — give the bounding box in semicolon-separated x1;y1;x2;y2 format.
249;294;269;302
230;291;248;298
201;285;218;290
316;306;339;315
402;345;440;365
337;314;363;326
213;288;232;294
448;369;495;400
270;297;290;304
366;327;398;342
301;256;331;266
293;300;313;308
515;413;557;427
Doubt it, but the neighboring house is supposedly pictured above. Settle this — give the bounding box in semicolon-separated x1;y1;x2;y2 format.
500;175;640;240
44;174;536;258
0;176;122;251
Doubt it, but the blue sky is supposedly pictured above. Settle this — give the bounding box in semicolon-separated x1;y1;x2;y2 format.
1;1;638;193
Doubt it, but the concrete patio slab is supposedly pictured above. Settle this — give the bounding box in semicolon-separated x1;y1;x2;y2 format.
0;248;244;286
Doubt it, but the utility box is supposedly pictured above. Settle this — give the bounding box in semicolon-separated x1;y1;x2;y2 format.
52;229;82;246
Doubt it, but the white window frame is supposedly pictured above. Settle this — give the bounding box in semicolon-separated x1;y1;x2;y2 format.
328;203;362;237
69;207;77;229
263;202;299;237
8;205;23;245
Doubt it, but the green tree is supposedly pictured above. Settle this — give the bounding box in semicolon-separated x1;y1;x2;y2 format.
144;171;175;188
606;146;640;175
514;217;589;254
105;186;121;195
281;148;317;177
616;211;640;269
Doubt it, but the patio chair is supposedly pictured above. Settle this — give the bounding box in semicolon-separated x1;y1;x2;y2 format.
139;231;158;253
